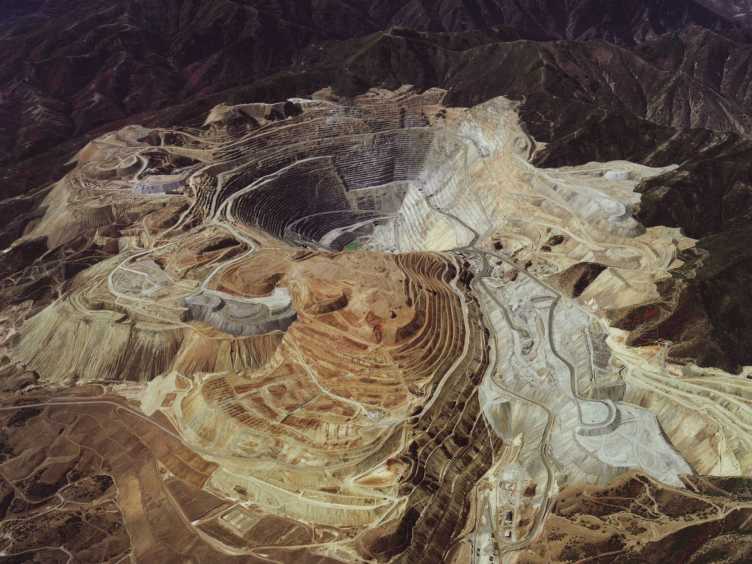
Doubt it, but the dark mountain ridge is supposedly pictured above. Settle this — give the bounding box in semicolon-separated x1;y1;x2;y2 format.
1;0;750;168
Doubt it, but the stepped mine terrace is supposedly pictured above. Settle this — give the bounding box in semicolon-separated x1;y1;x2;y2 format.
0;87;750;563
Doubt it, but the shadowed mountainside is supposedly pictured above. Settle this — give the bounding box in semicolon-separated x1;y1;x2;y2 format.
1;0;751;185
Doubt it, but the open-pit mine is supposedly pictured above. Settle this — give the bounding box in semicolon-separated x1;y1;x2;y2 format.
1;85;751;564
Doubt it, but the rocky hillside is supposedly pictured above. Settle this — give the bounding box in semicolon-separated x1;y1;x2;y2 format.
1;0;750;190
2;3;752;563
3;1;752;371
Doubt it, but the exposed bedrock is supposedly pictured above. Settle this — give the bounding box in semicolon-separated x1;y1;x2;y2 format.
187;88;444;248
10;237;285;384
169;251;495;546
184;289;297;337
476;271;692;494
230;156;351;240
2;1;752;562
3;81;750;563
5;6;752;351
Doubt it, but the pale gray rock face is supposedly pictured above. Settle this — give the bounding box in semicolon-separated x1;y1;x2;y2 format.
184;288;297;336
